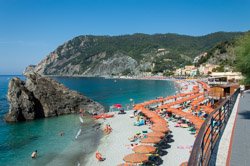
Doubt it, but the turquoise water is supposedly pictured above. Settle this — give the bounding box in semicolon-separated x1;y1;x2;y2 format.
53;77;176;109
0;76;176;166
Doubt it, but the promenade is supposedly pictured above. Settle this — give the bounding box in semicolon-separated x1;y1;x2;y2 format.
230;91;250;166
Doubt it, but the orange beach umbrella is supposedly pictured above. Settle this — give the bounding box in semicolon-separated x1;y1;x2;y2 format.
146;132;165;138
152;122;168;127
151;124;168;129
132;145;157;154
151;126;169;133
123;153;148;164
133;105;143;110
141;137;161;144
117;163;134;166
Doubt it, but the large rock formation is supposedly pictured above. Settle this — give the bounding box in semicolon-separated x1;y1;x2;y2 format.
5;72;105;122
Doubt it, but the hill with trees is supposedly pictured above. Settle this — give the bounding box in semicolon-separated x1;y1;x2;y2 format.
31;32;244;76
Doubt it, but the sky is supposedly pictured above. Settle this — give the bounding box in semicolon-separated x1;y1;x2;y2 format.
0;0;250;75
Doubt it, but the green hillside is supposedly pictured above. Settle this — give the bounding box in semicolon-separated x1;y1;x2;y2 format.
34;32;244;76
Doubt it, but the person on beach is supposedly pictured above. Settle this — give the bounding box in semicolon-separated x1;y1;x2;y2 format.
136;115;140;122
59;131;64;136
104;124;112;134
108;125;112;132
104;124;109;133
31;150;37;159
133;110;138;116
95;151;105;161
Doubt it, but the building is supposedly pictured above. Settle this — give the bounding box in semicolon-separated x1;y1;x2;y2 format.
174;65;198;76
199;64;219;75
174;68;183;76
210;72;243;82
209;84;239;99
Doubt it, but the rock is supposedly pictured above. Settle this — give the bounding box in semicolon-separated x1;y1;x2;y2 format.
5;73;105;122
23;65;36;75
85;53;138;76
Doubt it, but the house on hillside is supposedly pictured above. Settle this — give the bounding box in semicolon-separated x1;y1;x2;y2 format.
199;64;219;75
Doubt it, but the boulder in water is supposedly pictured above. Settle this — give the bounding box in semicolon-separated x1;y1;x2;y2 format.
5;72;105;122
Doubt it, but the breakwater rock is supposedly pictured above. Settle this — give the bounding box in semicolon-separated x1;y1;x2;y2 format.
5;72;104;122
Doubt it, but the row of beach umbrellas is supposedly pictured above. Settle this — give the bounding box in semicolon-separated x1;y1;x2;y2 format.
121;81;211;165
121;100;170;165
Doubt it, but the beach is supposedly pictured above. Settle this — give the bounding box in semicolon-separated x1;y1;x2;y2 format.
85;111;195;166
84;80;199;166
85;110;149;166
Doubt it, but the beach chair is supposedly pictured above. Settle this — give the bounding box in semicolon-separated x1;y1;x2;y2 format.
181;124;188;128
190;130;196;135
188;127;195;131
174;123;181;127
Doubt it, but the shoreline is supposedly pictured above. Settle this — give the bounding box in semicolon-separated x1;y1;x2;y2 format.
44;74;177;81
83;79;196;166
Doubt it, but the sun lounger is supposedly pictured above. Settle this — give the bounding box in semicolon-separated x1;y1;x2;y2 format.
188;127;195;131
181;124;188;128
175;123;181;127
134;120;145;126
190;130;196;135
129;114;135;118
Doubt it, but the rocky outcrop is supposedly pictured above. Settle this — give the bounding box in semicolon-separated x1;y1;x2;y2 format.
5;72;104;122
84;53;138;76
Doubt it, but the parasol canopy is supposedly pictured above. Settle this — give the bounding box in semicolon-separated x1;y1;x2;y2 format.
141;137;161;144
146;132;165;138
151;126;169;133
114;104;122;108
123;153;148;163
132;145;156;154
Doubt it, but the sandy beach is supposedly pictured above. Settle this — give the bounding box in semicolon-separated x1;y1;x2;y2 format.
85;80;198;166
85;110;149;166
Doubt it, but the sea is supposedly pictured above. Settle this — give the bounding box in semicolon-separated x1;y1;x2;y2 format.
0;75;176;166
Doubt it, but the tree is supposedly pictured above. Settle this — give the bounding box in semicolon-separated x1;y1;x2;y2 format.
235;32;250;84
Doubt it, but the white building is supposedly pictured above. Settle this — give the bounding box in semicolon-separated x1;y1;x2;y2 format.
210;72;243;82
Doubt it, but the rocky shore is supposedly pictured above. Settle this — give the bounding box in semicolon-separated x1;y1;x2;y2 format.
5;72;104;122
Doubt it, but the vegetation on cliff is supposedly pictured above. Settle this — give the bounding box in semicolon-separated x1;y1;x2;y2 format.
235;32;250;84
34;32;244;76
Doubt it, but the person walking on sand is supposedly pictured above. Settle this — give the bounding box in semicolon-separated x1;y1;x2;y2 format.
31;150;37;159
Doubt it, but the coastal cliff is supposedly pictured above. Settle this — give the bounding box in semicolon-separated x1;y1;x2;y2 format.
30;32;243;76
5;72;105;122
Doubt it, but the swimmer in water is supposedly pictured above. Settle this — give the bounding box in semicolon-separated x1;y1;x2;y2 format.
31;150;37;159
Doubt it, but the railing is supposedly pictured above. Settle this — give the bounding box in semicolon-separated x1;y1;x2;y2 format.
188;88;240;166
